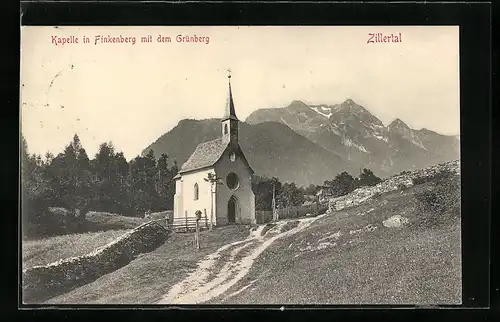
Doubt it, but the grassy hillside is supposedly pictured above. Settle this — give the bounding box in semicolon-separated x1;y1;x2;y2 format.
206;174;461;304
45;226;251;304
23;229;130;269
23;212;146;269
32;170;461;305
84;212;146;231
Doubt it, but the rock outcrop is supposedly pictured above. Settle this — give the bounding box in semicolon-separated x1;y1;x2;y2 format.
328;160;460;212
22;221;169;303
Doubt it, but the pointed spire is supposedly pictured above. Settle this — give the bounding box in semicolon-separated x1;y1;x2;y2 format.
223;69;238;121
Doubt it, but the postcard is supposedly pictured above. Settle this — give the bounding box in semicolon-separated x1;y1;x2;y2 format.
20;26;461;305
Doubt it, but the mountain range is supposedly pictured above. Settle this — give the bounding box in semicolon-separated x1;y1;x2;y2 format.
142;99;459;186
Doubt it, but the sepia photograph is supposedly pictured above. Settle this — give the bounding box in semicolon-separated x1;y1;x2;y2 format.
20;26;461;305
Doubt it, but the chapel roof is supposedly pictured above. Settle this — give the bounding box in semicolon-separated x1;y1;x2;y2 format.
178;138;229;174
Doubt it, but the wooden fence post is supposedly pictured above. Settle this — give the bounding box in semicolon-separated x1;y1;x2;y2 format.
204;209;208;229
185;211;188;232
198;219;201;248
195;210;201;250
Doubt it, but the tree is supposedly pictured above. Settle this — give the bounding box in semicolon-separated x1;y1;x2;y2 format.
355;168;382;188
204;172;223;230
156;153;175;210
252;175;282;211
92;141;136;213
278;182;304;208
75;146;92;218
113;152;130;213
128;151;159;213
21;135;53;238
144;149;159;210
303;184;319;196
325;171;355;198
52;136;81;209
21;133;183;236
44;152;54;166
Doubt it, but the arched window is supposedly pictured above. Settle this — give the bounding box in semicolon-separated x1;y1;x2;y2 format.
224;124;228;134
194;183;199;200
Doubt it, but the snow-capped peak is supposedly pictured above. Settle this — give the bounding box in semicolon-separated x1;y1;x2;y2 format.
309;105;332;118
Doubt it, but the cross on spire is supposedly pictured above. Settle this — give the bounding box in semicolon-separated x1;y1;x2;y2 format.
227;68;232;79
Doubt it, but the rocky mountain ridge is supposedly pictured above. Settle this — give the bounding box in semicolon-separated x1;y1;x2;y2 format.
142;99;459;186
246;99;459;176
143;119;349;186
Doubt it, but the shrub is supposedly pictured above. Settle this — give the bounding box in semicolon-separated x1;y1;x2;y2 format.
355;169;382;188
413;176;431;185
413;168;457;186
433;168;457;183
324;172;356;198
316;206;328;216
397;183;409;190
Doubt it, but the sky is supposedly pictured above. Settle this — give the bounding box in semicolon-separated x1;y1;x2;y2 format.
20;26;460;160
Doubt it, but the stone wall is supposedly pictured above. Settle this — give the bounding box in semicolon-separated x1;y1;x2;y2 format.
328;160;460;212
22;221;170;303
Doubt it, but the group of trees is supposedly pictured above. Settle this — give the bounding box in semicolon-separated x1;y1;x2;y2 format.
22;132;383;236
22;133;178;237
323;169;382;198
251;176;305;211
251;169;382;211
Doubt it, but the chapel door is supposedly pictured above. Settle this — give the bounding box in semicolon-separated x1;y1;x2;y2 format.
227;196;237;224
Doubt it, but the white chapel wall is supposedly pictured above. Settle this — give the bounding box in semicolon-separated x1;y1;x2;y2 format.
215;147;256;225
175;168;217;224
173;178;183;219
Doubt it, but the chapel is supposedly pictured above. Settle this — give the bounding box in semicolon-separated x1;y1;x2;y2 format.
172;72;256;226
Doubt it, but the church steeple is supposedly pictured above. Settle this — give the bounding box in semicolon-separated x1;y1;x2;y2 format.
223;69;238;121
221;69;239;145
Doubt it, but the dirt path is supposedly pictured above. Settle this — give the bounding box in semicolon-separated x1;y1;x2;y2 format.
157;214;326;304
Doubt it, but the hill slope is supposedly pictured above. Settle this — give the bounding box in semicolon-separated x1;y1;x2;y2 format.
40;161;461;304
45;226;252;304
208;176;460;304
142;119;349;186
198;169;461;304
23;229;130;270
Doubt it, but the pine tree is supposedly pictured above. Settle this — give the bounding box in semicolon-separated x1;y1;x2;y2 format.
75;145;92;218
21;135;52;237
155;153;170;210
93;142;117;212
